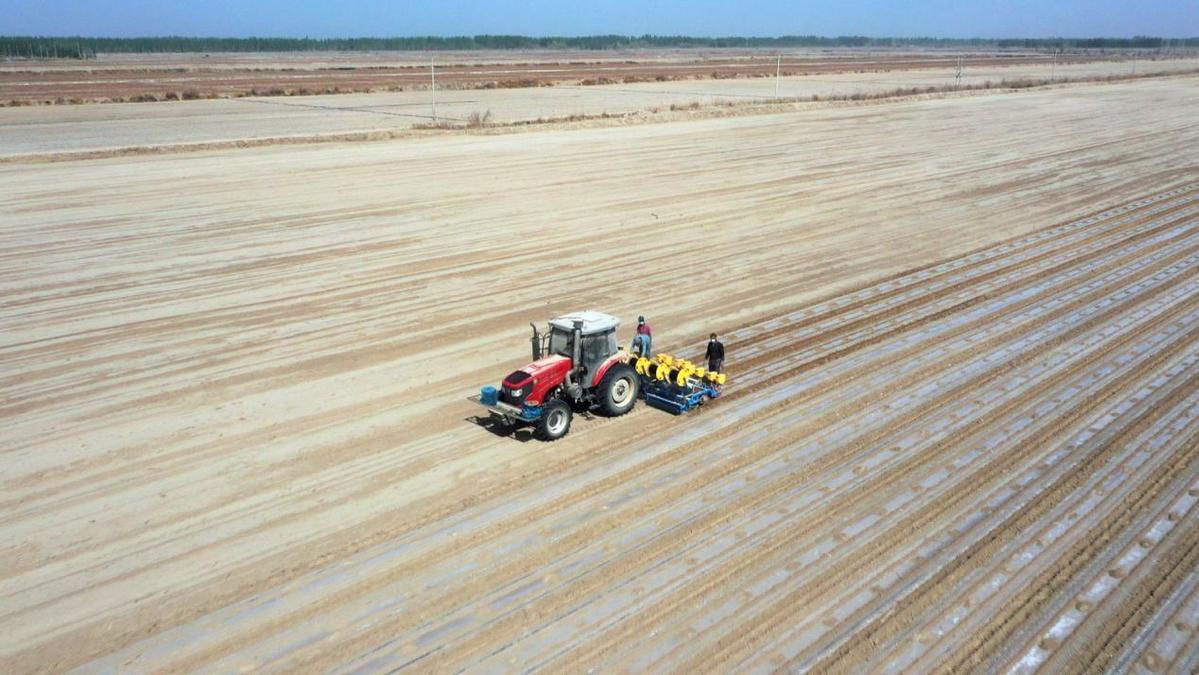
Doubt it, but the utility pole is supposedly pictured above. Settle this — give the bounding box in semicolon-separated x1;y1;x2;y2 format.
430;56;436;122
775;53;781;98
955;54;963;88
1051;50;1057;81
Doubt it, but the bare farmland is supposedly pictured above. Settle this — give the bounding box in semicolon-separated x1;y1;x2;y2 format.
1;70;1197;672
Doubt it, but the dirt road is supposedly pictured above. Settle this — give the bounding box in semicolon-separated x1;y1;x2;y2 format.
1;76;1197;671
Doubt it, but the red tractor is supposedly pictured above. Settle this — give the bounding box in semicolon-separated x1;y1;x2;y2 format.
472;311;640;440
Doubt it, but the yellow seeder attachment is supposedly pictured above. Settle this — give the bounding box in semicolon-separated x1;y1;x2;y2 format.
634;353;727;387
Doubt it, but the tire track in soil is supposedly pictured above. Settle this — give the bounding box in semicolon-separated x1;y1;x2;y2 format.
805;363;1199;673
941;439;1199;674
1020;479;1199;673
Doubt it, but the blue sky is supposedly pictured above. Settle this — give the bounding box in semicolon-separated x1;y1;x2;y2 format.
3;1;1196;38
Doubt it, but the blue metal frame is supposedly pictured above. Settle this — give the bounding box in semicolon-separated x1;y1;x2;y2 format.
640;377;720;415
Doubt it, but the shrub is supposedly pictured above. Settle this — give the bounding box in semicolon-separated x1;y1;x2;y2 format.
1003;78;1039;89
497;78;537;88
467;109;492;127
413;119;458;130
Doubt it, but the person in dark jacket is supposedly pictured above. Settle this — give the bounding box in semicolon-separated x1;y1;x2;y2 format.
705;333;724;373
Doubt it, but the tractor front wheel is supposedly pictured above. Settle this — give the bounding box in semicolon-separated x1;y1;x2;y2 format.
536;399;573;441
598;363;639;417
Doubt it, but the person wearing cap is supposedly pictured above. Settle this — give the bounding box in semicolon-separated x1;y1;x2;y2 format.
631;315;652;357
705;333;724;374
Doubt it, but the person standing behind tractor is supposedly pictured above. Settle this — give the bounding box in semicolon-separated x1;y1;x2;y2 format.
706;332;725;374
631;315;652;357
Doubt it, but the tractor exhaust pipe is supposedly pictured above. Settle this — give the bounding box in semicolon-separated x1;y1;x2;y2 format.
571;320;583;369
530;323;542;361
565;320;585;399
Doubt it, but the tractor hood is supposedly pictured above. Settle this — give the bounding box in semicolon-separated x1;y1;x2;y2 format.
505;354;571;386
502;354;573;407
521;354;571;380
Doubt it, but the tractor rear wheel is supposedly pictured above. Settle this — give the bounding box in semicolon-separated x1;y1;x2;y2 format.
536;399;573;441
598;363;639;417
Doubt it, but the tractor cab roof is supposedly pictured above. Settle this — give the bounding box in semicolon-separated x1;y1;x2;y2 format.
549;311;620;335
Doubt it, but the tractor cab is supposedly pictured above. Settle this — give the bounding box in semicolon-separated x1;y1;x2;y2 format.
542;311;620;377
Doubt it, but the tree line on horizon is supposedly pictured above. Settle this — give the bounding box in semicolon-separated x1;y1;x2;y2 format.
2;34;1196;59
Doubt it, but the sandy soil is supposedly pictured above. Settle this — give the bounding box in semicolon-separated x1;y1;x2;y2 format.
0;48;1146;103
3;59;1198;158
1;77;1198;672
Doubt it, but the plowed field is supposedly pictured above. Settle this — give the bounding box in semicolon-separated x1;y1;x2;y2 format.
1;76;1197;672
0;49;1124;103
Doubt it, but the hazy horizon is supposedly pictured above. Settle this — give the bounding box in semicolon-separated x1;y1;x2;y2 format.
3;32;1198;41
3;0;1197;40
